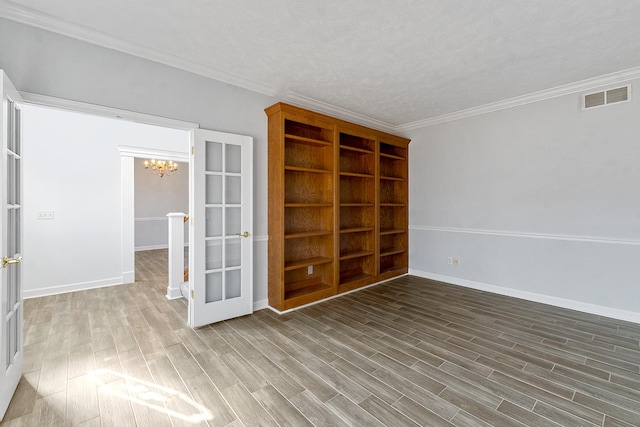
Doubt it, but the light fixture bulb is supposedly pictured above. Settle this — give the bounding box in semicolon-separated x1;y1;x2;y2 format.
144;158;179;178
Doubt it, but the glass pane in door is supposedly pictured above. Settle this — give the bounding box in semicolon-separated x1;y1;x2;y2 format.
226;144;241;173
14;104;20;156
205;208;222;237
15;207;20;255
206;175;222;204
7;262;14;313
225;239;241;267
7;209;14;263
5;321;10;369
206;141;222;172
7;157;13;205
7;99;14;152
225;176;241;204
205;272;222;303
226;207;241;235
225;269;241;299
205;240;222;270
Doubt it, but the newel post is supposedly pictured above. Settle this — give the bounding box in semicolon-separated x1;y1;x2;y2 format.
166;212;186;299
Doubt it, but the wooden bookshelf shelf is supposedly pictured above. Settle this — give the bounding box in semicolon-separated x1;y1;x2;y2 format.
340;145;374;154
339;250;374;261
380;247;406;257
285;203;332;208
380;228;405;235
340;203;375;207
285;281;333;301
380;265;406;275
339;272;375;286
285;230;333;239
380;152;405;160
285;133;332;146
340;227;375;234
285;166;332;174
340;172;375;178
284;256;332;271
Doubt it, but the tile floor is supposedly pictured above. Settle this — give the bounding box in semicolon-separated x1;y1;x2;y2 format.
1;249;640;426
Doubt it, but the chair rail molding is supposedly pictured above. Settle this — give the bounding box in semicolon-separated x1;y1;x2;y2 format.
409;225;640;246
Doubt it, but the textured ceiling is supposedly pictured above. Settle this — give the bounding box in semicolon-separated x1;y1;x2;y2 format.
2;0;640;127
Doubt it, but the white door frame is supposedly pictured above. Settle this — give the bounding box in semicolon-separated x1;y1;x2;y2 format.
118;147;190;283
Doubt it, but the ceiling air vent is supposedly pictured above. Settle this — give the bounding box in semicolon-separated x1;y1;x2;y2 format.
583;85;630;109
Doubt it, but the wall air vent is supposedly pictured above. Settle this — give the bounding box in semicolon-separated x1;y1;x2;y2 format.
583;85;630;109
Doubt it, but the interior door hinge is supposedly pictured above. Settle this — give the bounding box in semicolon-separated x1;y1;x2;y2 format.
191;289;194;299
191;146;194;155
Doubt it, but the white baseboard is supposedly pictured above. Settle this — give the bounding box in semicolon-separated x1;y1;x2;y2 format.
135;243;189;252
409;269;640;325
253;299;269;311
23;277;125;299
267;274;408;315
166;286;183;300
135;244;168;252
122;271;135;284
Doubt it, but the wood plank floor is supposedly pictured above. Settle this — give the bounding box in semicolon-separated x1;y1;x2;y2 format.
2;249;640;426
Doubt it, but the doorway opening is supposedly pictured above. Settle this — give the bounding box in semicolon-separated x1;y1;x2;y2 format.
21;103;192;308
119;146;189;287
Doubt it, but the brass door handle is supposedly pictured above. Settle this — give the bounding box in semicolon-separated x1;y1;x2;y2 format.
2;255;22;268
236;231;249;238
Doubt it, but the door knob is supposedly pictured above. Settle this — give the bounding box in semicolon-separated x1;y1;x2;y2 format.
236;231;249;238
2;255;22;268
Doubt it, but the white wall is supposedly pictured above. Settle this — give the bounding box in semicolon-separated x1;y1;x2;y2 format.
6;18;639;319
407;79;640;321
0;18;275;305
134;158;188;250
22;105;188;297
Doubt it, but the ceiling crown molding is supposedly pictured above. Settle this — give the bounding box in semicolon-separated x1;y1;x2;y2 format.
396;66;640;132
283;92;396;133
0;1;277;97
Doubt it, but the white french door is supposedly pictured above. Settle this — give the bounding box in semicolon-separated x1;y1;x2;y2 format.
0;71;23;421
189;129;253;327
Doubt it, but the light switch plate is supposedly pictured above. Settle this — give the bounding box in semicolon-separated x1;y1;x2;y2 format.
36;210;54;220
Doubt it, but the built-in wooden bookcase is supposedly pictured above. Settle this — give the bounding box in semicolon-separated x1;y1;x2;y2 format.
266;103;409;311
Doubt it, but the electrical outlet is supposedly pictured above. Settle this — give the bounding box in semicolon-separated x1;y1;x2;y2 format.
453;257;459;266
447;257;453;265
307;265;313;275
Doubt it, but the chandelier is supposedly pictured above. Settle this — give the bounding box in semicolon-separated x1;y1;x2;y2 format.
144;159;178;177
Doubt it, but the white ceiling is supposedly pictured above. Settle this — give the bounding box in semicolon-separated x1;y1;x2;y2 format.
2;0;640;129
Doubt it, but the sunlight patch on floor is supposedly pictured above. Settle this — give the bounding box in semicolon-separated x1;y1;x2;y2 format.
89;369;213;423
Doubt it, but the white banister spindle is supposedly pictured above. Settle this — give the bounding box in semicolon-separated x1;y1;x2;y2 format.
166;212;187;299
